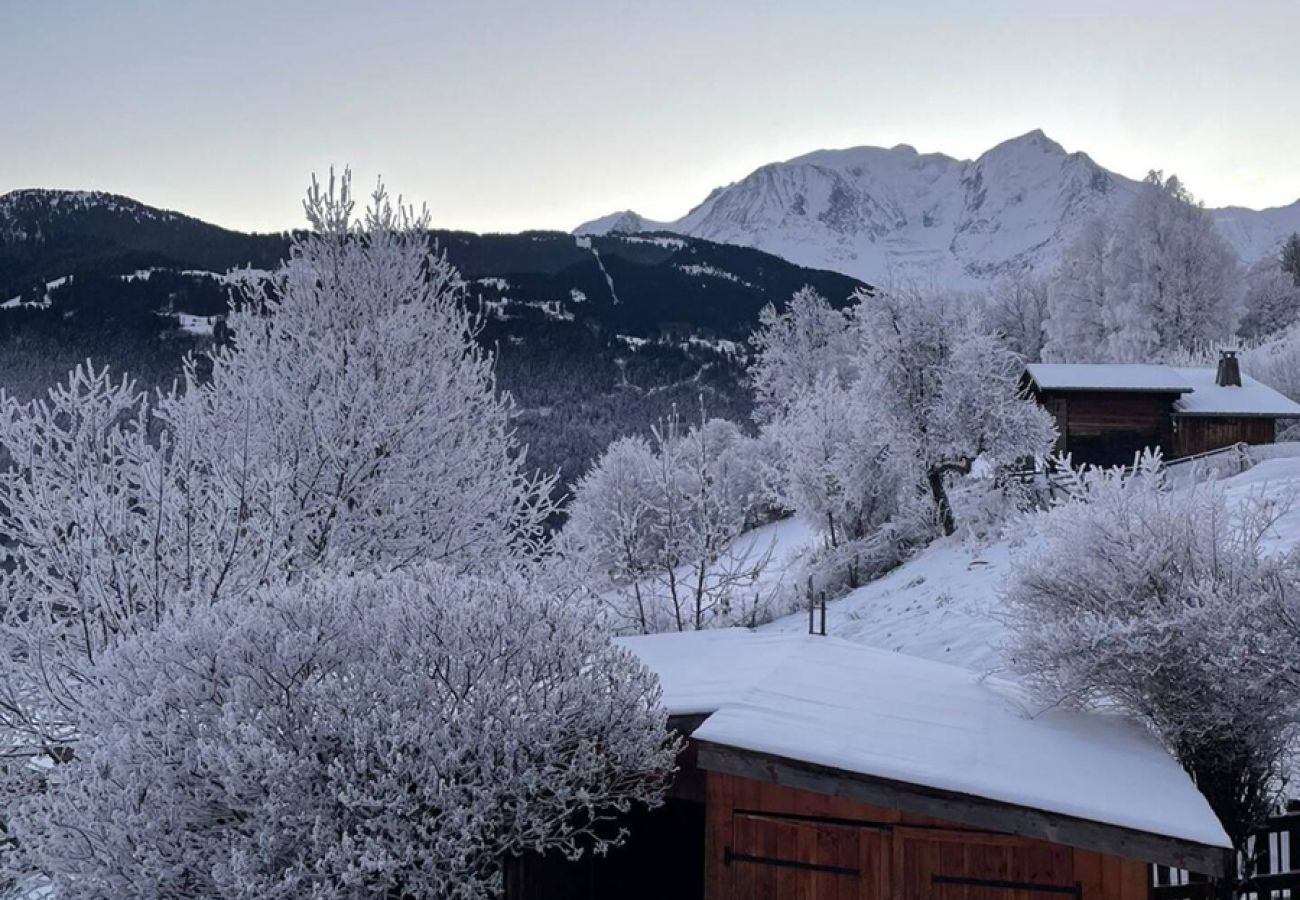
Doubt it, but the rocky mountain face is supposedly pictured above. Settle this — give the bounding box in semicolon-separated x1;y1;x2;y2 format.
576;130;1300;286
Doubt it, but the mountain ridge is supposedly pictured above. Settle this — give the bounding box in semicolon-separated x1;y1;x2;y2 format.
576;131;1300;286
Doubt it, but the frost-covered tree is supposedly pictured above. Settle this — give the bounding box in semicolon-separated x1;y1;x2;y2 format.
984;272;1049;362
171;169;556;573
1105;172;1241;360
0;365;284;756
1045;174;1242;361
7;565;678;900
854;286;1056;535
0;171;556;760
1239;257;1300;339
761;378;925;590
1043;217;1113;361
1004;457;1300;868
749;286;857;422
563;410;775;633
1283;233;1300;287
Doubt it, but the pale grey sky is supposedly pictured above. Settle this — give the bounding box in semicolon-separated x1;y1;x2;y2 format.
3;0;1297;233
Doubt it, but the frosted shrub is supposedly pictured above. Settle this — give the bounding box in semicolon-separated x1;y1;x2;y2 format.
1004;458;1300;858
563;410;777;633
8;566;678;900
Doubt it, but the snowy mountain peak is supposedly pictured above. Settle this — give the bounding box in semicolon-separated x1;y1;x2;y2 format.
983;128;1066;157
574;132;1300;286
572;209;667;237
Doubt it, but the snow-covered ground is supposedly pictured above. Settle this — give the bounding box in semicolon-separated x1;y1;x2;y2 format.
754;449;1300;674
762;532;1013;672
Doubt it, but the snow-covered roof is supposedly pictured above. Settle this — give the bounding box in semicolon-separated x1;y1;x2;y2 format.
1025;363;1192;393
1173;367;1300;418
621;629;1230;851
617;629;799;716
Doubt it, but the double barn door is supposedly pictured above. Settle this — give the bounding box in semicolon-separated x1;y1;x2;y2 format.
724;809;1090;900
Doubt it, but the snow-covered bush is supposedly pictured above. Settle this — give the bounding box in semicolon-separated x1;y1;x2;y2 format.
563;410;776;633
7;566;678;900
1003;456;1300;857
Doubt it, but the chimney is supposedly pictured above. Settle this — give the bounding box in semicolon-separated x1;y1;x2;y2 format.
1216;349;1242;387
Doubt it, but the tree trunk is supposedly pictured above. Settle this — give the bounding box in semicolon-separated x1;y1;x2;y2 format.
927;467;956;536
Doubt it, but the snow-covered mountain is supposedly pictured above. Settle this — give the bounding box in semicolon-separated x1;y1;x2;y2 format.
576;130;1300;286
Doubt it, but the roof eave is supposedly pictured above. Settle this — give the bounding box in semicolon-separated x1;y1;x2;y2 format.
1029;381;1192;395
1174;411;1300;419
696;740;1231;877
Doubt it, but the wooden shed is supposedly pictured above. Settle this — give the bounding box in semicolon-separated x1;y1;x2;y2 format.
1025;353;1300;467
507;631;1232;900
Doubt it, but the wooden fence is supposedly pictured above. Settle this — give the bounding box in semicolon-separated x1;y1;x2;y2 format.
1153;808;1300;899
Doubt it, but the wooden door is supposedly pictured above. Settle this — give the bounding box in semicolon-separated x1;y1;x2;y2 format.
724;810;888;900
896;828;1082;900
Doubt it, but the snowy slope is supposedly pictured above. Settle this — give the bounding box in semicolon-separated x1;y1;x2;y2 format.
758;449;1300;674
577;130;1300;287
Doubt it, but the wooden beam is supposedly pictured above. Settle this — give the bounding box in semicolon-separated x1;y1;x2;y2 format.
695;741;1231;878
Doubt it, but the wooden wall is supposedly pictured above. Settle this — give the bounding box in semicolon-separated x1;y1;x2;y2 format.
1036;390;1179;468
705;771;1151;900
1172;417;1275;458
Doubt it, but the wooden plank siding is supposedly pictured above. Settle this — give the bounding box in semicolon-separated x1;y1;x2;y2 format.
1171;417;1275;458
1031;389;1180;468
706;772;1153;900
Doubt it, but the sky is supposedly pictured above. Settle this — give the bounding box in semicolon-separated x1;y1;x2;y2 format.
3;0;1298;234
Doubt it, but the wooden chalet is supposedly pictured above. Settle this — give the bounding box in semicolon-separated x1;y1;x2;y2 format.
1024;352;1300;467
507;631;1231;900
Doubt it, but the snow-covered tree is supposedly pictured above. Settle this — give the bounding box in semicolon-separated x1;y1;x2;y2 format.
0;171;556;760
761;378;925;590
1105;172;1241;360
563;410;775;633
749;286;857;422
0;364;284;756
984;272;1049;363
1239;257;1300;338
1045;174;1242;361
1003;457;1300;865
7;565;678;900
170;169;556;574
1043;217;1113;361
854;286;1056;535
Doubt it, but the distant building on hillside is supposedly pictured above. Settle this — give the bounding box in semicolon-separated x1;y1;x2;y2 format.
1023;351;1300;467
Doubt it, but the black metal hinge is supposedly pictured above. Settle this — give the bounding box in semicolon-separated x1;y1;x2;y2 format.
724;846;860;877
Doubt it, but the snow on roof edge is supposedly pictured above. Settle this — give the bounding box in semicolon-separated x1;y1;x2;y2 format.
624;630;1231;852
